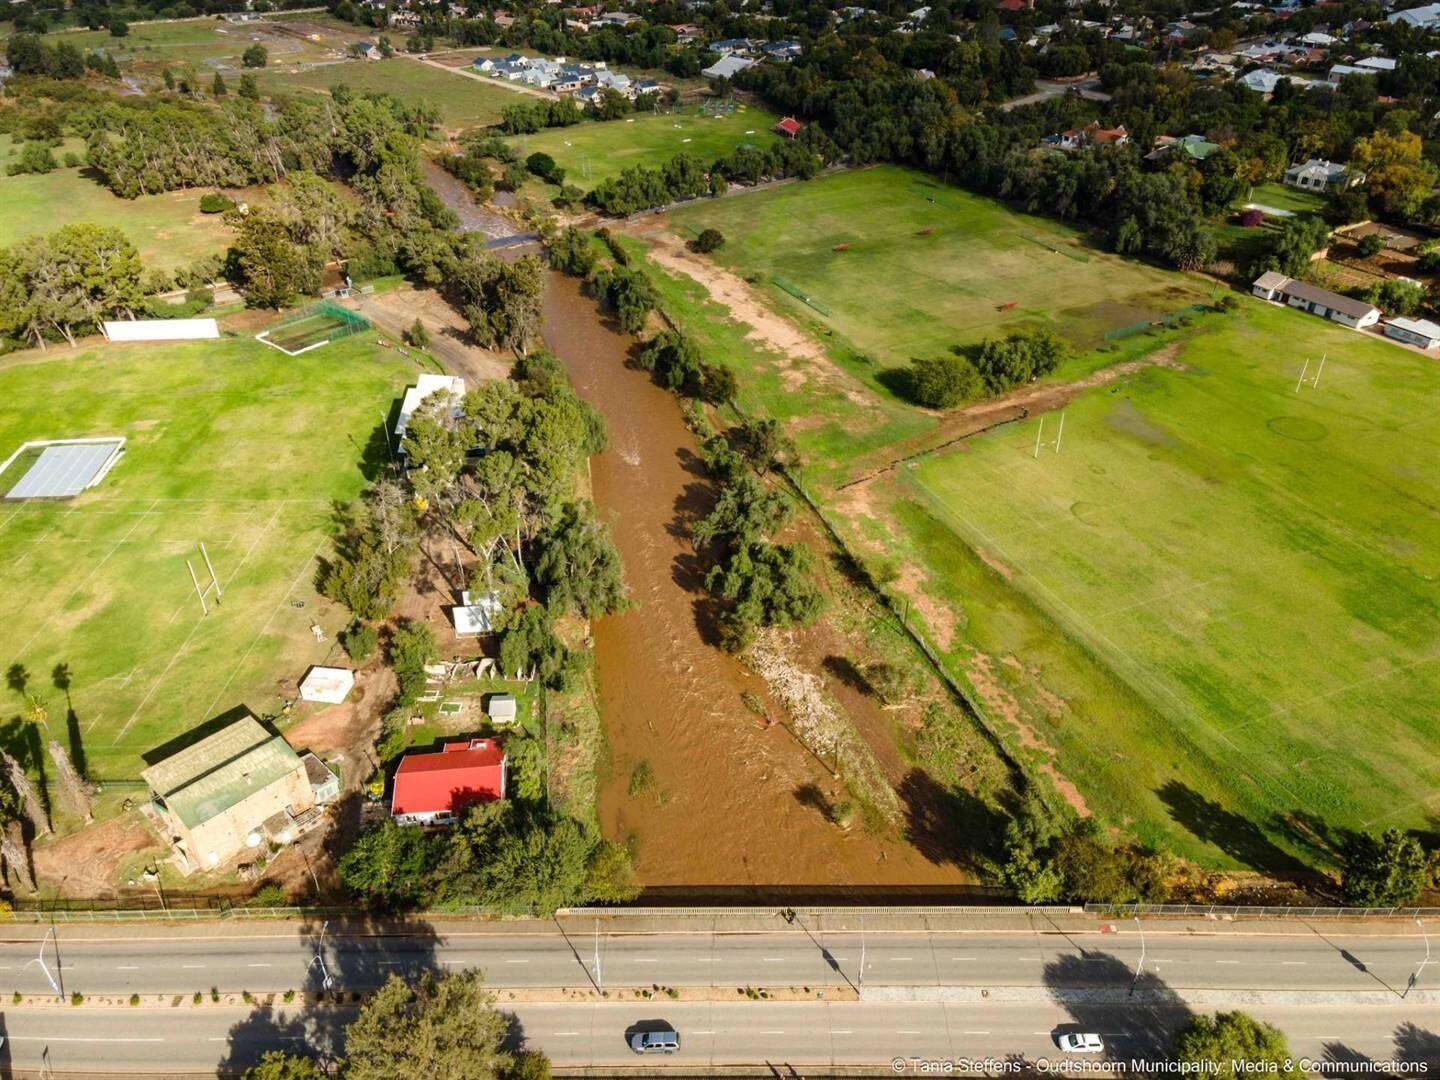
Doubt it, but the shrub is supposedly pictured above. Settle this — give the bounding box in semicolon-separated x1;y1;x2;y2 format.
70;991;84;1006
193;991;203;1005
250;882;287;907
199;192;234;214
129;993;141;1006
1356;232;1385;258
407;318;430;348
242;43;268;68
902;354;983;409
11;991;21;1004
342;622;379;662
1239;209;1264;228
691;228;725;254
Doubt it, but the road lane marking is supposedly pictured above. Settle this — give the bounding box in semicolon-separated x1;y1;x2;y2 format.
10;1036;164;1044
504;959;530;964
763;957;785;961
963;1031;991;1035
760;1030;785;1035
953;956;977;961
693;1030;715;1035
899;1030;922;1035
832;1030;853;1035
116;965;139;970
633;958;657;963
1216;960;1240;965
182;964;206;969
890;956;914;961
247;963;272;968
552;1031;579;1036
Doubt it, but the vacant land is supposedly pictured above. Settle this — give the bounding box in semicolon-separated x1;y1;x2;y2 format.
258;58;518;128
511;104;781;188
670;165;1210;370
0;332;418;786
847;299;1440;868
0;159;232;270
53;15;340;73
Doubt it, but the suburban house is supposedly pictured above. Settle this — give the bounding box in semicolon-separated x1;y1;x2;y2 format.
1328;64;1377;83
1384;316;1440;350
702;54;756;79
395;372;465;448
1041;123;1128;153
141;713;320;872
391;738;508;826
1284;158;1355;193
352;40;384;61
1146;133;1220;162
1388;2;1440;28
1238;67;1284;94
1252;272;1382;329
761;40;803;61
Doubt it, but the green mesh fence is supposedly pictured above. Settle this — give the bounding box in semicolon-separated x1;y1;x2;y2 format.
771;275;832;317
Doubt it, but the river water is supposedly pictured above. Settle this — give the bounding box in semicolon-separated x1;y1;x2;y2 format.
429;175;960;887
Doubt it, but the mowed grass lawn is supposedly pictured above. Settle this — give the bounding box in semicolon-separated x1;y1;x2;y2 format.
510;104;781;188
887;299;1440;868
0;159;232;270
0;332;417;785
669;165;1210;368
258;58;517;128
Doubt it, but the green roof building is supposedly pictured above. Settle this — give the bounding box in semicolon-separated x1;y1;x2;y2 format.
142;714;315;873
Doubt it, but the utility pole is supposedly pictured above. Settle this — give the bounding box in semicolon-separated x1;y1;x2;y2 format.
594;917;602;992
858;915;866;992
1404;919;1430;999
1128;916;1146;998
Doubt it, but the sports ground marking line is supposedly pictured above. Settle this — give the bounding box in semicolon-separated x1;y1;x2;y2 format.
110;505;284;744
3;498;159;671
1226;648;1440;737
195;538;327;724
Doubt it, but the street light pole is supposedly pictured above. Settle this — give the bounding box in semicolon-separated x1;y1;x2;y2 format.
1404;919;1430;999
1128;917;1146;998
310;920;334;993
26;928;62;1001
594;918;602;992
859;915;866;992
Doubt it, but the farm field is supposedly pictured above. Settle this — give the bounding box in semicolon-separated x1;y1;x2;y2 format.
857;299;1440;868
55;16;338;73
669;165;1211;371
0;161;232;270
257;58;518;128
0;331;418;787
510;104;782;188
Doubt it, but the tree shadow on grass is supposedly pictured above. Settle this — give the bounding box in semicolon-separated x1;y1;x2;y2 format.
1157;780;1311;877
897;767;1006;874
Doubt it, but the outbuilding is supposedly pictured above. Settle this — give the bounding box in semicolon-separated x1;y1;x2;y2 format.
298;666;355;705
1385;316;1440;350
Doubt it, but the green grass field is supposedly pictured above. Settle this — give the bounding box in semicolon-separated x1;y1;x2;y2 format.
873;299;1440;868
0;332;417;787
0;158;232;270
1243;180;1327;215
510;104;781;189
669;165;1211;369
258;58;518;128
51;16;337;71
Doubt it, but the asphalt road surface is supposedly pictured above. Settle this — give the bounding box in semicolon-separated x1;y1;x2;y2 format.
0;1000;1434;1075
0;924;1433;998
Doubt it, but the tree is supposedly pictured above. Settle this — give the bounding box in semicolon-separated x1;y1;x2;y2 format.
212;72;228;97
344;971;512;1080
1;818;34;892
242;43;269;68
1353;130;1436;220
525;151;563;184
337;820;440;907
162;67;175;90
1357;232;1385;259
548;227;596;277
591;265;657;334
47;740;95;824
902;354;983;409
1;750;49;837
109;19;129;37
242;1051;326;1080
408;318;430;347
1172;1012;1292;1080
238;73;260;100
229;210;322;308
390;619;438;707
1341;829;1430;906
532;503;626;619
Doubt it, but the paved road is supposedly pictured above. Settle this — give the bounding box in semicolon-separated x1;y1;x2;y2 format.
1001;77;1111;110
0;1000;1434;1074
1;923;1434;998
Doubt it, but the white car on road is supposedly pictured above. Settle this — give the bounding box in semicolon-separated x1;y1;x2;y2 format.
1058;1033;1105;1053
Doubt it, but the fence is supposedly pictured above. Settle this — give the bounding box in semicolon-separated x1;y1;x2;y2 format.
1019;232;1091;262
771;275;832;316
1085;902;1440;919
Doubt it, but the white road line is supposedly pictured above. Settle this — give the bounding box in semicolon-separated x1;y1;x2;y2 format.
9;1037;164;1044
247;963;272;968
693;1030;715;1035
898;1030;922;1035
693;957;714;962
633;958;657;963
832;1030;853;1035
552;1031;579;1036
1216;960;1240;965
963;1030;992;1035
116;965;139;970
760;1030;785;1035
504;959;530;964
953;956;977;961
182;964;206;969
762;957;785;961
890;956;914;961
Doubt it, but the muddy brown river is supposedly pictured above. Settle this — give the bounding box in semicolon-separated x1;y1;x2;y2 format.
427;174;962;888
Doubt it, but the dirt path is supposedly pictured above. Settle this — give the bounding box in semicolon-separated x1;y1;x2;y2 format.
631;225;873;403
352;286;512;385
835;342;1188;492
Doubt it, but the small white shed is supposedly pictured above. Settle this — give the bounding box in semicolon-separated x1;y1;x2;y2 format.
298;666;355;704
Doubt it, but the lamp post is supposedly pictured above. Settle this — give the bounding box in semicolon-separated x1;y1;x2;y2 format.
1128;917;1146;998
858;916;866;992
26;928;62;1000
310;920;334;993
594;918;602;992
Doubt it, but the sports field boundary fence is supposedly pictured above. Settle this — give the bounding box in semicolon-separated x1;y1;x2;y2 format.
771;275;832;316
256;300;370;357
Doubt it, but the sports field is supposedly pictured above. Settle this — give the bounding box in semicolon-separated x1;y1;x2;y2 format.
0;333;416;786
870;299;1440;868
258;58;518;128
669;165;1211;369
0;159;232;270
510;104;782;189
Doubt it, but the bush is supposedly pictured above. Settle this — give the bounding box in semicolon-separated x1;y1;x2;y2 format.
1356;232;1385;258
1239;209;1264;228
901;354;983;409
250;882;288;907
407;318;430;348
691;228;725;254
70;991;84;1006
193;991;203;1005
129;992;141;1006
342;622;379;662
242;43;268;68
199;192;234;214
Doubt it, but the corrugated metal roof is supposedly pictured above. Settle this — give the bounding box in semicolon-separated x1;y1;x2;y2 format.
1280;279;1379;320
141;716;303;830
391;739;506;817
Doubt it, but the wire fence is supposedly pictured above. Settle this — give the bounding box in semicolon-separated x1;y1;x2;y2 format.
771;274;832;316
1085;903;1440;918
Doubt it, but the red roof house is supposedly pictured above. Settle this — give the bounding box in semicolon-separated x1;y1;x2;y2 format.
774;116;803;138
391;738;507;826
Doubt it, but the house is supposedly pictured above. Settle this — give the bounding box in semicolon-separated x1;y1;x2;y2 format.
389;8;422;28
1000;0;1032;10
1147;133;1221;162
1284;158;1353;192
1388;2;1440;26
1085;122;1129;147
395;373;465;446
711;37;757;55
1299;30;1336;44
352;40;384;61
761;39;803;61
1357;56;1397;72
669;23;703;42
702;54;756;79
1328;63;1376;82
298;666;355;705
1385;316;1440;349
486;693;518;725
1252;273;1382;329
1042;129;1087;152
141;714;318;872
595;10;640;24
1238;67;1284;93
391;738;508;825
774;116;804;138
451;589;504;635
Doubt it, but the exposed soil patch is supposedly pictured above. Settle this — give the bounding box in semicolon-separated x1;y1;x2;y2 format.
352;286;511;386
31;814;163;899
